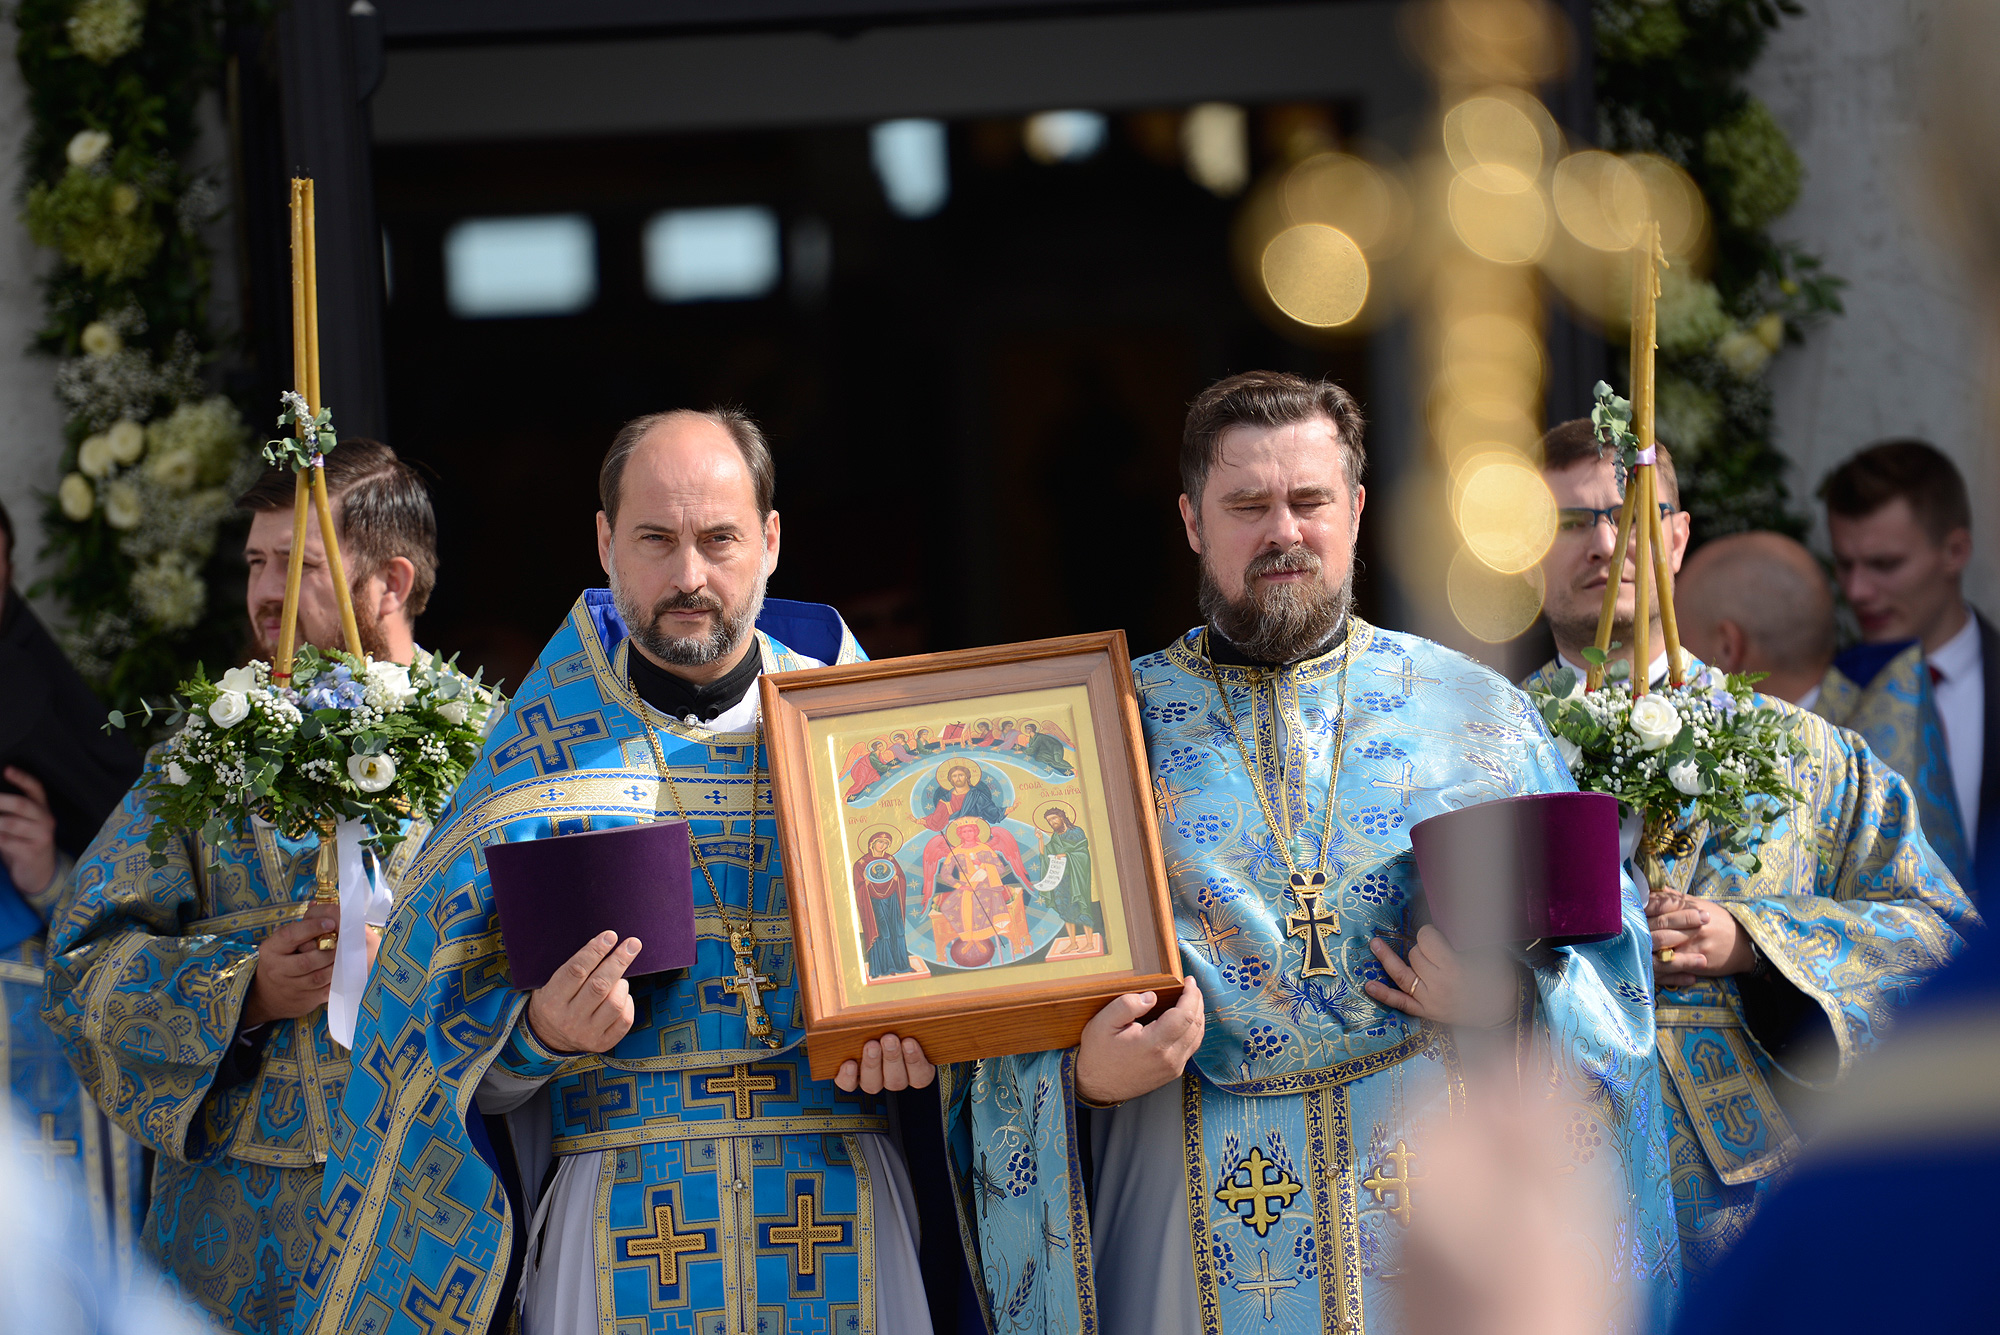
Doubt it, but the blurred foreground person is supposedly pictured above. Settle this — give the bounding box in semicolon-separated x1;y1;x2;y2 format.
1677;530;1971;886
956;372;1677;1334
42;443;436;1333
0;1095;219;1335
0;498;147;1281
1529;422;1973;1278
1822;439;1994;896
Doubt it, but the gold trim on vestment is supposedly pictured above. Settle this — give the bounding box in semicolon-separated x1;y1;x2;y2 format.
552;1114;890;1156
185;903;313;937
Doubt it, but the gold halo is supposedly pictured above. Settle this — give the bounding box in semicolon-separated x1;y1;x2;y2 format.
859;825;903;857
870;736;889;749
1034;800;1080;829
937;758;982;788
943;815;992;845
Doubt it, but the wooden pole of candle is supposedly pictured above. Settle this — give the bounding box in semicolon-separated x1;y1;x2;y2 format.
273;180;312;683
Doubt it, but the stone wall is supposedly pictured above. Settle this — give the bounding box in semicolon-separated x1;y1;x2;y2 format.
0;43;64;598
1751;0;1999;607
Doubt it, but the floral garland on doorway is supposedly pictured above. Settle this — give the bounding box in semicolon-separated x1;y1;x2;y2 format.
1594;0;1843;539
13;0;260;710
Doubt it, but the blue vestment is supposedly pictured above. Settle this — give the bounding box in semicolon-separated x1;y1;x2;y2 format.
43;759;423;1332
299;592;937;1335
1523;656;1974;1278
1814;639;1971;887
951;622;1680;1333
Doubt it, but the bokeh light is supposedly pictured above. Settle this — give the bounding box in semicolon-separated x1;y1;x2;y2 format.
1551;149;1648;252
1281;152;1407;256
1453;455;1556;572
1446;546;1547;642
1624;153;1709;258
1447;165;1551;264
1441;311;1543;406
1261;224;1371;327
1184;103;1250;196
1442;92;1555;178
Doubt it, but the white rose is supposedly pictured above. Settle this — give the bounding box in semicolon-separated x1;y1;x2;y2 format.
77;433;115;478
66;129;111;168
102;479;142;530
79;319;121;357
1555;735;1583;770
145;446;200;492
218;666;260;694
1627;695;1683;751
208;691;250;728
165;761;191;786
106;418;146;463
1668;759;1707;796
437;699;469;726
348;751;397;793
366;661;415;708
58;472;95;521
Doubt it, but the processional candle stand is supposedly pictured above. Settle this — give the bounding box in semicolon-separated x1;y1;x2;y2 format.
1583;221;1688;699
270;177;371;951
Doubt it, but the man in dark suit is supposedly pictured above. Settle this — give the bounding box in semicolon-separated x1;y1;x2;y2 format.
1822;439;2000;901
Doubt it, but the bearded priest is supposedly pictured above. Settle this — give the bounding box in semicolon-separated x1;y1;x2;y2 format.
948;372;1680;1334
1526;420;1973;1278
302;410;946;1335
41;441;437;1333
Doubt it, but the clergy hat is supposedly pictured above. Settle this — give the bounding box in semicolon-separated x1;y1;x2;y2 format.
487;818;698;990
1409;792;1622;949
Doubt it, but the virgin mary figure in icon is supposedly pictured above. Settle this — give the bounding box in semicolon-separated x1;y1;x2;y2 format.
851;827;914;979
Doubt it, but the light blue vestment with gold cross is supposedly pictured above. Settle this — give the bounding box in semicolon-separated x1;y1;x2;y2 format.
951;621;1680;1334
41;757;423;1333
1522;656;1975;1279
299;590;935;1335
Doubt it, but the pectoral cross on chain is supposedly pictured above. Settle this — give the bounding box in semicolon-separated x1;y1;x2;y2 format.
724;929;780;1048
1285;872;1339;978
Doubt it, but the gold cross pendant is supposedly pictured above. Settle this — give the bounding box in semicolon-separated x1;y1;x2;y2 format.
1284;872;1339;978
724;929;781;1048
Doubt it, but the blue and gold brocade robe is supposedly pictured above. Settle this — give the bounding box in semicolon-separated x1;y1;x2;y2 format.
1522;657;1974;1278
5;867;150;1296
41;760;423;1333
1814;640;1972;888
300;591;912;1335
951;622;1680;1334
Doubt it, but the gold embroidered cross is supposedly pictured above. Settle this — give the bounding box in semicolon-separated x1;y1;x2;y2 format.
1234;1248;1299;1321
723;929;778;1046
627;1191;709;1287
769;1192;844;1277
1363;1139;1422;1226
1190;910;1240;965
705;1063;779;1119
1214;1147;1301;1236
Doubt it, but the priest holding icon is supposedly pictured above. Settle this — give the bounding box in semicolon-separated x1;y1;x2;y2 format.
303;410;943;1335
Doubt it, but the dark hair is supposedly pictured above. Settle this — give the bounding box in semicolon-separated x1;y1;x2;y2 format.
1181;371;1367;505
0;496;12;564
1819;439;1971;542
235;439;439;617
600;407;775;526
1537;418;1679;506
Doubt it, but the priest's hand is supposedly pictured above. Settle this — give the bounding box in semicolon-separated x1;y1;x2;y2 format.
1646;891;1755;988
1075;976;1205;1106
243;913;340;1027
1365;928;1515;1030
525;932;641;1054
0;766;58;898
834;1034;937;1094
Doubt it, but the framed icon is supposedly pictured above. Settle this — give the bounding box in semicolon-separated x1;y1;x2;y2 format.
761;631;1182;1078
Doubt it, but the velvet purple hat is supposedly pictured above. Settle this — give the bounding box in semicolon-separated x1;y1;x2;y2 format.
1409;792;1622;949
487;819;698;990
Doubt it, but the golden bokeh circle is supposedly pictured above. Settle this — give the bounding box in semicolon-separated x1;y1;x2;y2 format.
1441;313;1543;405
1443;93;1550;178
1447;546;1547;643
1261;224;1372;328
1625;153;1709;258
1281;152;1402;255
1552;150;1649;252
1448;167;1551;264
1453;456;1556;573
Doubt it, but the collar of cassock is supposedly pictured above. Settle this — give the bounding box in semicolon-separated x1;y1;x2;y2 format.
1206;615;1350;670
627;642;764;723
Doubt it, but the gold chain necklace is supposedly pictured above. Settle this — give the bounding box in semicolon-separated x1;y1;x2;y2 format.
1201;627;1350;979
633;686;781;1047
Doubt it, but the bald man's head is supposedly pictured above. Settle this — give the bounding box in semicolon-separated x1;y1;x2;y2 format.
1675;532;1836;698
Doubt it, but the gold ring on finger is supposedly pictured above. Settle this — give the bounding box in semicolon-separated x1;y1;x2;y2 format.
1657;947;1674;965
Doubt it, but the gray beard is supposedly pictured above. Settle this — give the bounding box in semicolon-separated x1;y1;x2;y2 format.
610;560;767;668
1198;545;1353;664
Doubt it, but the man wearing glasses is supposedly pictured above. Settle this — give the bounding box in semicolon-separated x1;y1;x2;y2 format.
1525;418;1970;1278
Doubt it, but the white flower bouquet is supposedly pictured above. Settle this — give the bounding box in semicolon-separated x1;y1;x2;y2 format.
111;647;499;867
1527;659;1802;871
